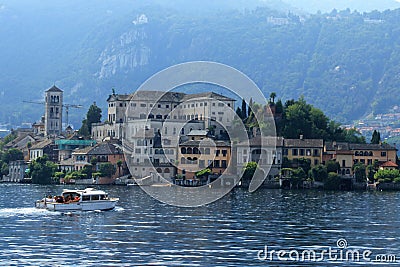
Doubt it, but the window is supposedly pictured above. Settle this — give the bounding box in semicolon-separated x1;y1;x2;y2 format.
214;160;220;168
381;151;387;157
221;160;227;168
166;105;169;108
313;149;319;156
222;150;227;157
292;149;298;156
91;195;100;201
140;103;146;107
342;160;346;167
199;160;205;168
306;149;311;156
299;149;304;156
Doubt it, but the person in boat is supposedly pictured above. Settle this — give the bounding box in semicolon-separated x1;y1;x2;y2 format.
73;195;80;202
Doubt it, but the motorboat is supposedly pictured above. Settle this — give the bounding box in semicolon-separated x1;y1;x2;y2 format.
35;188;119;211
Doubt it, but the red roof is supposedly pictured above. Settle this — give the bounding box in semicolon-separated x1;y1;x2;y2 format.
380;161;398;168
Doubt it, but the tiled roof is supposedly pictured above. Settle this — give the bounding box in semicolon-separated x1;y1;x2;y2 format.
58;157;75;166
348;143;396;151
46;85;63;92
130;91;185;102
181;92;235;102
237;136;284;147
284;138;324;148
107;94;132;102
180;139;231;147
30;139;53;149
380;161;398;168
72;146;93;154
324;141;350;151
87;142;122;155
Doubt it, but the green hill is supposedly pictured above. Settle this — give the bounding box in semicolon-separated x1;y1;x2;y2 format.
1;1;400;127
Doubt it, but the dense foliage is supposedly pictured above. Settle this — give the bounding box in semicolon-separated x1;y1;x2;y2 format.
29;155;58;184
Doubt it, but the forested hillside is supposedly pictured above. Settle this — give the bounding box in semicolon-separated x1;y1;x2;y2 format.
1;1;400;126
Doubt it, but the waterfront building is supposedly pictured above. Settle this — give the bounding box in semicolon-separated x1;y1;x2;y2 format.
29;139;58;162
7;160;28;182
92;91;236;142
236;136;284;182
283;137;324;167
177;137;231;180
324;141;398;176
44;85;63;136
3;132;36;161
124;119;204;181
349;143;397;166
55;138;96;161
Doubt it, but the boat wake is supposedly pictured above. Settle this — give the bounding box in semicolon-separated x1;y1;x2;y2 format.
0;207;56;218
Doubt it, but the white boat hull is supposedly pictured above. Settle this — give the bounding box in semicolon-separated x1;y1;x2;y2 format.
35;188;119;211
44;199;118;211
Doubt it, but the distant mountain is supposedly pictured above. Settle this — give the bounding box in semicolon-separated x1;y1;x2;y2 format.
1;1;400;128
282;0;400;13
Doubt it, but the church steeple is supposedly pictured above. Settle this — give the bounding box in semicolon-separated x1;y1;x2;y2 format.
44;85;63;136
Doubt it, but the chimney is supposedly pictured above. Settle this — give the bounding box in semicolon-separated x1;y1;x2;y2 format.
299;134;303;140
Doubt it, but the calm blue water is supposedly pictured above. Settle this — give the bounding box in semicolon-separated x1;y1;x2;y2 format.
0;184;399;266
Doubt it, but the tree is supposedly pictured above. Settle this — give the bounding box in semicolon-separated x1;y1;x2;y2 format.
367;164;375;183
269;92;276;103
242;161;258;182
324;172;341;190
99;162;116;178
195;168;211;178
371;130;381;144
2;148;24;163
291;167;306;187
241;99;247;120
29;155;57;184
374;169;400;183
297;158;311;175
275;99;283;114
326;160;340;173
353;163;367;183
117;160;123;176
79;102;102;136
310;164;328;182
1;162;9;176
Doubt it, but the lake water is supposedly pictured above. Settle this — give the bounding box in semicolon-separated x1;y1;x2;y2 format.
0;184;399;266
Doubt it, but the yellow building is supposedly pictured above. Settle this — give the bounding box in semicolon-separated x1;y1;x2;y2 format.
349;143;397;166
177;139;231;181
283;138;324;166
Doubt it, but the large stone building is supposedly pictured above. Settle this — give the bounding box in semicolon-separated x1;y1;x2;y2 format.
44;85;63;136
92;91;236;142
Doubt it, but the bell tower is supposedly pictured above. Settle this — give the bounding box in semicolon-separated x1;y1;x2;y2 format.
44;85;63;136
